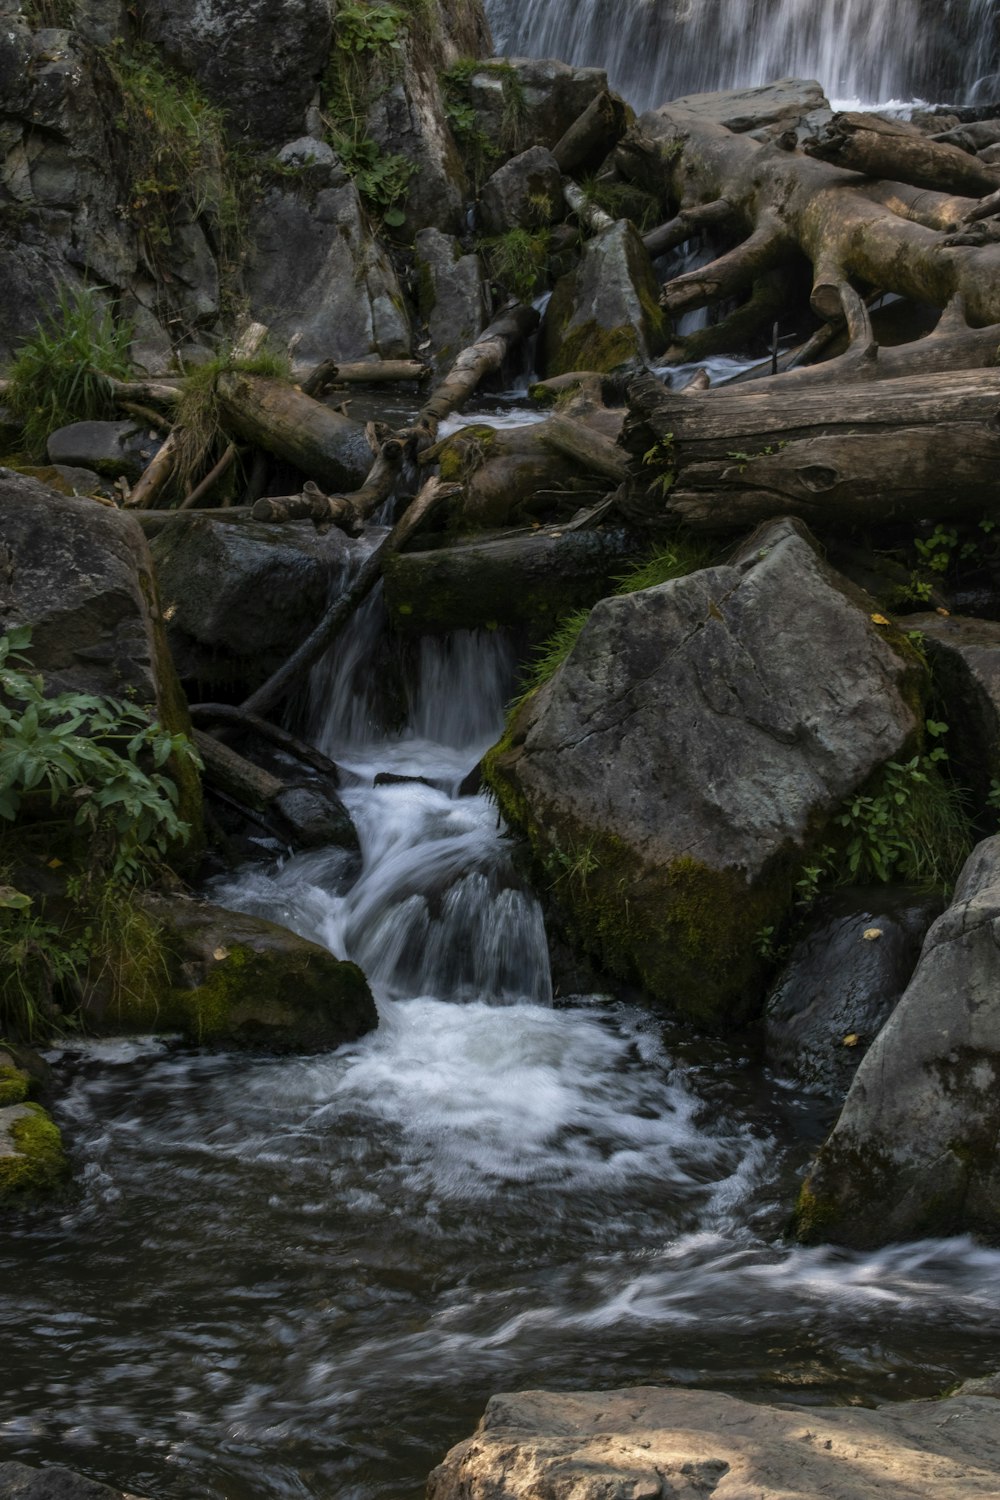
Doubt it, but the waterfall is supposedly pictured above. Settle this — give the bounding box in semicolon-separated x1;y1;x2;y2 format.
484;0;998;112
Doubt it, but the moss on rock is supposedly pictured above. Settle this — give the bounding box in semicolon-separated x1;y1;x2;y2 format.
0;1066;30;1107
0;1102;68;1201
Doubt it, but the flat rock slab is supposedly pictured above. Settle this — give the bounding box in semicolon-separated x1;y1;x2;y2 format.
427;1385;1000;1500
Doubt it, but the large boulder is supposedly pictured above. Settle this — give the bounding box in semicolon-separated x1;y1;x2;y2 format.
485;518;923;1024
540;220;667;375
365;56;468;237
796;835;1000;1246
427;1384;1000;1500
46;419;161;485
149;513;355;693
906;612;1000;802
0;469;202;840
764;888;940;1100
244;164;412;368
137;0;332;145
478;145;563;234
413;228;488;377
462;58;608;160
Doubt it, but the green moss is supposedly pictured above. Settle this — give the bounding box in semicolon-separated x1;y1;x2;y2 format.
549;318;639;377
435;424;497;483
0;1103;68;1201
0;1066;29;1107
792;1177;840;1244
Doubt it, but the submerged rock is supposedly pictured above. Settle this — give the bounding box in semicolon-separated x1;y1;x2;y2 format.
796;834;1000;1246
764;888;940;1100
485;518;923;1025
427;1384;1000;1500
541;220;667;375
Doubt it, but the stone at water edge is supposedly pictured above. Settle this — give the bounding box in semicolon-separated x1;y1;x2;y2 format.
485;517;924;1025
425;1384;1000;1499
0;1462;150;1500
540;219;667;375
0;1103;68;1203
796;834;1000;1246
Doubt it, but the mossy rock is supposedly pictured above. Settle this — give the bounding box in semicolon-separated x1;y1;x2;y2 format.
107;896;378;1053
541;219;667;376
0;1102;68;1201
0;1064;30;1107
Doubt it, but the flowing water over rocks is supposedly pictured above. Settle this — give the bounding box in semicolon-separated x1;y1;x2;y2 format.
4;623;1000;1499
484;0;998;111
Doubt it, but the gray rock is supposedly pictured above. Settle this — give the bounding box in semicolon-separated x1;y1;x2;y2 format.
765;888;940;1100
0;1464;146;1500
131;895;377;1052
664;78;830;132
797;834;1000;1246
414;228;488;376
276;136;340;170
245;176;411;368
366;59;468;236
486;518;922;1024
139;0;332;145
427;1384;1000;1500
906;613;1000;801
478;145;563;234
541;219;667;375
464;58;608;160
46;420;160;484
150;514;354;692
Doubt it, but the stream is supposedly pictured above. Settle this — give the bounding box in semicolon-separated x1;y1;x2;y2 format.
4;610;1000;1500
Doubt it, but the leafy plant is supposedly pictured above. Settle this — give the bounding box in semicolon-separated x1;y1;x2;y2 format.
480;227;550;301
642;435;676;498
0;625;201;881
331;134;414;226
614;540;712;595
0;893;88;1040
5;285;133;459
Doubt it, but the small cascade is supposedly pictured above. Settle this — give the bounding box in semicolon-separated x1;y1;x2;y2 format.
485;0;997;111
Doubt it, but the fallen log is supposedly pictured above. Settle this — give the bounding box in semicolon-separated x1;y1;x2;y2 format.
193;727;357;850
241;476;458;719
416;305;541;435
216;370;372;493
804;113;1000;199
562;180;615;235
250;440;404;528
297;359;428;396
188;703;345;782
124;428;179;509
622;366;1000;532
539;414;628;485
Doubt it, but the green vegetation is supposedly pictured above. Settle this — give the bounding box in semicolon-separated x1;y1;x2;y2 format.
171;344;289;495
4;285;132;460
0;625;201;1040
0;1103;68;1201
580;175;661;232
890;516;1000;609
441;58;527;189
19;0;76;26
479;227;550;301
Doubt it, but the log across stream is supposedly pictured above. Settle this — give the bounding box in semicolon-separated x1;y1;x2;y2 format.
4;610;1000;1500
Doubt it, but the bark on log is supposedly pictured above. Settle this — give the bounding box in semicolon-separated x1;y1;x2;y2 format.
250;441;404;528
297;359;428;396
216;370;372;492
642;198;737;258
804;113;1000;199
563;180;615;235
241;477;458;718
552;90;630;176
617;103;1000;329
623;367;1000;532
193;728;285;811
540;414;628;485
416;305;541;434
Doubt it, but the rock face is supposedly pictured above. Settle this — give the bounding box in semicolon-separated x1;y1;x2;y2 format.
47;419;161;485
485;518;923;1024
0;469;203;842
908;613;1000;801
464;58;608;158
245;164;412;368
117;896;377;1052
138;0;333;145
796;835;1000;1246
426;1384;1000;1500
413;229;488;376
478;145;563;234
764;888;940;1099
541;220;667;375
149;514;354;693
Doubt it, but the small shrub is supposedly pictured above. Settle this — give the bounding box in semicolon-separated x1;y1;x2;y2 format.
480;228;550;301
5;285;132;459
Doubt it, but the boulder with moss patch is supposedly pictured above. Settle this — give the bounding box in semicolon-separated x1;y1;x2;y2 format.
110;896;378;1052
485;517;924;1025
540;220;667;375
0;1102;68;1202
796;835;1000;1246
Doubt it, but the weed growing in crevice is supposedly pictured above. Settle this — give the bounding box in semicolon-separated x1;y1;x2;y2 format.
479;227;550;301
5;285;132;459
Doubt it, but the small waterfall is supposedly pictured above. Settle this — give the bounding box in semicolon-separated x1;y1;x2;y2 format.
485;0;998;111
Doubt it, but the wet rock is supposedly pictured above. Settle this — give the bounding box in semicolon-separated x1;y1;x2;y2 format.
139;0;332;145
366;57;467;237
485;518;923;1025
764;888;940;1100
478;146;563;234
541;220;667;375
0;1462;150;1500
797;835;1000;1246
149;514;354;694
46;420;160;485
413;228;488;377
0;1102;68;1203
905;613;1000;801
245;170;411;368
427;1384;1000;1500
128;895;377;1052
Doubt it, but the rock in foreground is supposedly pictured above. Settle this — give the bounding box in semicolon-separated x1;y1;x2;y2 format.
427;1385;1000;1500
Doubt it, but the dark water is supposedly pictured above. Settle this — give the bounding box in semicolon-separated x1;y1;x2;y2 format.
3;627;1000;1500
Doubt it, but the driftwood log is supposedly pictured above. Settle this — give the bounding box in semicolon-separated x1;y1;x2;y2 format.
216;370;373;493
553;90;630;176
622;367;1000;532
804;113;1000;199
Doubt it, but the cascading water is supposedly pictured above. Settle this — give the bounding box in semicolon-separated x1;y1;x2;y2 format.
484;0;999;112
5;611;1000;1500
